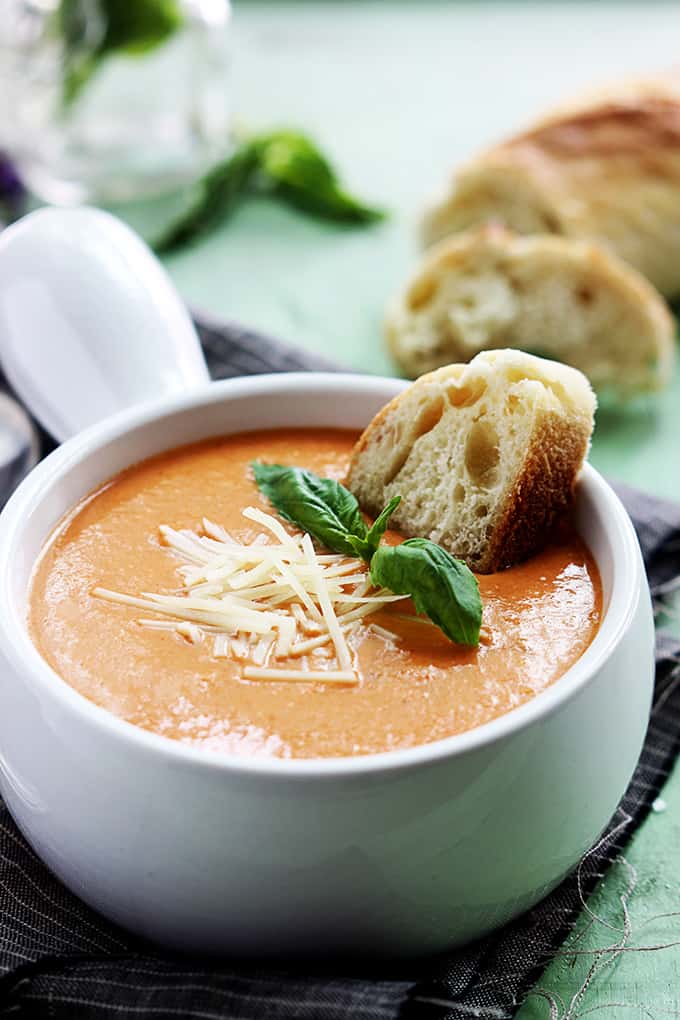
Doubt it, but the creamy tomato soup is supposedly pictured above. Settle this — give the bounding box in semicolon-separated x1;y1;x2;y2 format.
29;429;602;759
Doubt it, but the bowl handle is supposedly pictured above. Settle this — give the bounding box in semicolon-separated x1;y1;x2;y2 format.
0;207;210;442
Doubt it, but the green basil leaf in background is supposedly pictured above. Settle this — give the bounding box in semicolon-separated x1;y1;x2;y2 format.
256;130;386;224
370;538;482;647
154;142;261;253
102;0;183;53
154;130;386;252
252;463;369;559
60;0;183;105
59;0;101;105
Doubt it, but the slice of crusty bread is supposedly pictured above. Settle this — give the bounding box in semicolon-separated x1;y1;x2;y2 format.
346;349;595;573
385;226;675;392
420;71;680;299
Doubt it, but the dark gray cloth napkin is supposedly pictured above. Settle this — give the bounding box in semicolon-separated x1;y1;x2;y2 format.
0;316;678;1020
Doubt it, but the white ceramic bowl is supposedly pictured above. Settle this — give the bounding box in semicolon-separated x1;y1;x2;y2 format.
0;371;654;957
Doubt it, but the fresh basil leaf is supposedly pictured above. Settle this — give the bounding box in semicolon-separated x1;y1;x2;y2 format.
62;57;97;106
363;496;401;559
370;538;482;647
60;0;183;105
102;0;183;54
252;463;368;559
154;142;261;253
256;130;336;188
154;130;385;252
59;0;102;104
257;130;385;224
340;495;401;562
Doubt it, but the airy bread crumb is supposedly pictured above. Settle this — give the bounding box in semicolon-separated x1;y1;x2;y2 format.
346;349;596;573
386;226;675;392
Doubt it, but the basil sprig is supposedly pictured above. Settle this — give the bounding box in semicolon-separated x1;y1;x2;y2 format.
154;130;385;253
252;463;482;647
251;463;399;562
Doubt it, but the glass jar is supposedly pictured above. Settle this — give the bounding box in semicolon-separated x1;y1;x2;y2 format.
0;0;231;203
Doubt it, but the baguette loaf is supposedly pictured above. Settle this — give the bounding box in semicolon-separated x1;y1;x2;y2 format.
386;226;675;391
421;72;680;298
346;349;595;573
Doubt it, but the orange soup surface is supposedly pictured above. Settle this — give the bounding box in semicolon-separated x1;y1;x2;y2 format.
29;429;602;759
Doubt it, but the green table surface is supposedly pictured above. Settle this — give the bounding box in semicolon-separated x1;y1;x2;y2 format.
129;2;680;1015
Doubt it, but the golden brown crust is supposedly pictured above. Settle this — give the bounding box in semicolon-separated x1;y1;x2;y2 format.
423;72;680;297
477;412;590;573
513;100;680;159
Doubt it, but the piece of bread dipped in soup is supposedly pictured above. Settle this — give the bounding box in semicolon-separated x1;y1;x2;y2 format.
346;349;596;573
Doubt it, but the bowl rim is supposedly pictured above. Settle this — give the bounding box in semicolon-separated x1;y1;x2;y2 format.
0;371;646;779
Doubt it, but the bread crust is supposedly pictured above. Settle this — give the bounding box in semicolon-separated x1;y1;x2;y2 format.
479;410;590;572
422;72;680;298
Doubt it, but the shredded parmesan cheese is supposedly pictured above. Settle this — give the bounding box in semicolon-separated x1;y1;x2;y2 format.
300;533;352;672
242;667;358;685
93;506;408;685
367;623;400;642
213;634;230;658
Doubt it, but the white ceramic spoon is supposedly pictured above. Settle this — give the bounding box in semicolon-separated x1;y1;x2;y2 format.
0;206;209;442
